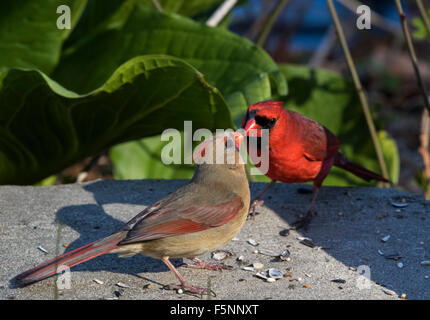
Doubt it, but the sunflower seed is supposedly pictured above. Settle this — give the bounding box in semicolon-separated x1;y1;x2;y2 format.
266;278;276;283
381;235;390;243
254;272;268;280
211;250;232;261
258;249;279;257
300;239;315;248
382;288;396;296
237;255;244;261
268;268;283;279
116;282;130;288
331;279;346;284
242;266;255;272
421;260;430;266
279;249;291;261
384;253;401;260
397;262;404;268
391;201;408;208
247;239;259;246
253;262;264;270
177;289;183;294
279;229;290;237
378;249;384;255
37;246;48;254
93;279;104;285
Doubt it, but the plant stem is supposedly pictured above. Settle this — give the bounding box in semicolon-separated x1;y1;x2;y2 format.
151;0;163;13
416;0;430;41
256;0;290;47
394;0;430;114
325;0;390;184
207;0;238;27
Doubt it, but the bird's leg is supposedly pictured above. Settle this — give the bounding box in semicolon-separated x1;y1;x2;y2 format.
182;257;232;271
161;256;213;296
248;180;276;218
292;184;320;230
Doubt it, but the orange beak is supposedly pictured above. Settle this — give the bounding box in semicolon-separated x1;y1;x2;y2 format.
232;132;244;150
243;118;262;137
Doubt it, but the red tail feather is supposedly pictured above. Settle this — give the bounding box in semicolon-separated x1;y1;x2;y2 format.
16;232;125;286
334;153;389;183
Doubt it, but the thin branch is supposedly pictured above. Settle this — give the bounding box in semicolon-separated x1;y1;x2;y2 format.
394;0;430;114
325;0;390;184
336;0;400;34
256;0;290;47
206;0;238;27
151;0;163;13
416;0;430;41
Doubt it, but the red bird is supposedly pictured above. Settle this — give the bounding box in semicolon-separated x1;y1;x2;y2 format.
242;100;389;229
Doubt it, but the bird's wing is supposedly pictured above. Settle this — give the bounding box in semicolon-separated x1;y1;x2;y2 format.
118;196;244;245
290;111;340;161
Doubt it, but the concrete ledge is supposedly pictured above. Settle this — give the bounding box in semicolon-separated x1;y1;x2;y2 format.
1;179;429;300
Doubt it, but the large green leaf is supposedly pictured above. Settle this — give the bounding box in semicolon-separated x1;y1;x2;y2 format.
0;55;233;185
0;0;87;74
52;2;287;119
276;64;399;186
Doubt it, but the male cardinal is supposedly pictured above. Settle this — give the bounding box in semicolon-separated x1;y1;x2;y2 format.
242;100;389;229
16;132;250;296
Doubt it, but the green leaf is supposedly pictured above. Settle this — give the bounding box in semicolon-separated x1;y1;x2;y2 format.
0;55;233;185
277;64;399;186
52;3;287;120
0;0;87;74
412;10;430;41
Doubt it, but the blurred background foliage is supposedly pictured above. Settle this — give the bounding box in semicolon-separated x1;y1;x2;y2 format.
2;0;430;195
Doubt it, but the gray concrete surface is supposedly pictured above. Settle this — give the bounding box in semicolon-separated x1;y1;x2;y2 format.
0;179;429;300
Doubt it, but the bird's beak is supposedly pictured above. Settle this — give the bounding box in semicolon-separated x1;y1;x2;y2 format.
243;118;261;137
232;132;244;151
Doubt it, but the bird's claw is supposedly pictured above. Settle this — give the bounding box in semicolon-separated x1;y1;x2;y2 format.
292;211;314;231
247;200;264;219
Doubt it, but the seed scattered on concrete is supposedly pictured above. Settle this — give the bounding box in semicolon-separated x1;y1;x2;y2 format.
37;246;48;254
93;278;104;285
299;238;315;248
211;250;233;261
382;288;396;296
177;289;183;294
266;278;276;283
279;249;291;261
247;239;259;246
268;268;283;279
253;250;259;254
397;262;404;268
303;284;309;288
232;237;240;241
349;267;356;271
258;249;279;257
378;249;384;255
391;201;408;208
378;213;388;219
381;235;390;243
421;261;430;266
253;262;264;270
400;293;406;299
255;272;268;280
279;229;290;237
63;244;69;248
305;273;312;278
331;279;346;284
143;284;151;289
116;282;130;288
242;266;255;272
424;275;429;279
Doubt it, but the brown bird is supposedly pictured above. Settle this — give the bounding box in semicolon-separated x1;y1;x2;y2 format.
16;132;250;296
242;100;389;229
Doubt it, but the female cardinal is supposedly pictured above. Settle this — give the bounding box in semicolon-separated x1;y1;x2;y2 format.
16;132;249;296
242;100;389;229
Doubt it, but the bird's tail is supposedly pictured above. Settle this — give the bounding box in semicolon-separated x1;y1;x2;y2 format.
16;232;125;286
334;152;390;183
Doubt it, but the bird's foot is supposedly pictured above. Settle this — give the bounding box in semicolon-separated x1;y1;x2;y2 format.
247;200;264;220
182;258;232;271
163;283;215;297
292;211;314;231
